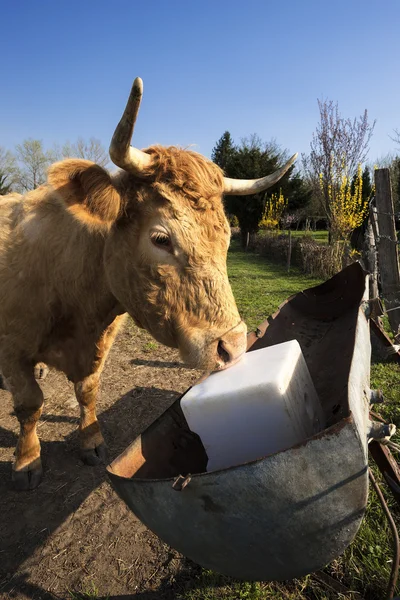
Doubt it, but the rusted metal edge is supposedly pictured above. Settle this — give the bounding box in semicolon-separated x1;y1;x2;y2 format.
311;570;365;599
107;415;354;484
369;317;400;505
369;390;400;597
369;442;400;506
313;465;400;600
370;318;400;363
369;469;400;600
246;297;291;351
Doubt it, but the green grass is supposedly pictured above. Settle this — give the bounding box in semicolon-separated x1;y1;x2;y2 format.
177;571;313;600
258;229;329;246
228;239;321;331
178;240;400;600
290;230;329;245
69;584;108;600
143;340;159;353
371;360;400;429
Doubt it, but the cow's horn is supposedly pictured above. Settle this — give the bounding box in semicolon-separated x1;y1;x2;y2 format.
223;153;298;195
109;77;153;173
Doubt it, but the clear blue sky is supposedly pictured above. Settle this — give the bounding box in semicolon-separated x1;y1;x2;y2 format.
1;0;399;167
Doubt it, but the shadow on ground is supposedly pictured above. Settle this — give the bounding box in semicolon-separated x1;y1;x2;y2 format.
0;384;208;599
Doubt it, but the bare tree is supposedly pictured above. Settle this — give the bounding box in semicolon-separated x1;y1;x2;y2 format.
370;153;396;170
10;136;109;193
60;137;109;168
0;173;12;195
0;146;18;192
302;99;375;236
15;139;54;191
391;129;400;150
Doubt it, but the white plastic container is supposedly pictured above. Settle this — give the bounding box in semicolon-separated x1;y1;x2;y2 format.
181;340;325;472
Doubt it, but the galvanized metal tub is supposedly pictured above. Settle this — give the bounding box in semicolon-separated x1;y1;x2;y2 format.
107;263;371;581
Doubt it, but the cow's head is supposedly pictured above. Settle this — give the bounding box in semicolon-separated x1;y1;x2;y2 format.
48;78;296;372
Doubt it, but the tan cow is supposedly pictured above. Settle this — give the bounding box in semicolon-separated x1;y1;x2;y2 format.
0;78;296;490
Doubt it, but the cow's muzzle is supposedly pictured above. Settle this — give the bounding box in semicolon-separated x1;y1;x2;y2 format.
214;320;247;371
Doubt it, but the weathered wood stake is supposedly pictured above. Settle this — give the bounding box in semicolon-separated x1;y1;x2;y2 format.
287;230;292;273
363;199;379;301
374;168;400;336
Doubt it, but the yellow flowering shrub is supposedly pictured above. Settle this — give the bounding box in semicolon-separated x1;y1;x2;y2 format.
259;190;287;230
319;164;370;241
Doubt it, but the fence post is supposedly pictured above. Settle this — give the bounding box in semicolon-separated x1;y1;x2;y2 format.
374;168;400;335
287;230;292;273
363;199;379;301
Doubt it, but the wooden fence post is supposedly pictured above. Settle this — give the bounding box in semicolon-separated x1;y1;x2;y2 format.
363;199;379;301
374;168;400;336
287;230;292;273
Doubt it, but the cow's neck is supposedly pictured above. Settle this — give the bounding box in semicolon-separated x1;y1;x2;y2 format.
58;226;122;324
33;196;123;327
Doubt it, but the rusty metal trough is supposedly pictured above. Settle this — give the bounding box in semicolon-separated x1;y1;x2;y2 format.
107;263;378;581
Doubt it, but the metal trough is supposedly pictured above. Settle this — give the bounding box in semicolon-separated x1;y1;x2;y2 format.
107;263;376;581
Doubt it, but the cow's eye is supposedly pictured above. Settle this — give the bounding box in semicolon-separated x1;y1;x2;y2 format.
151;232;172;250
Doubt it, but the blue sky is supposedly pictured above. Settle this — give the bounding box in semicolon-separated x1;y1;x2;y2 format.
1;0;399;167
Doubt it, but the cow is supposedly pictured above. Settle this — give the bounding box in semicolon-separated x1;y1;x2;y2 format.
0;78;296;490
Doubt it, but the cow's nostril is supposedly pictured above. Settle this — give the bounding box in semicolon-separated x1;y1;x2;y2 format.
217;340;231;364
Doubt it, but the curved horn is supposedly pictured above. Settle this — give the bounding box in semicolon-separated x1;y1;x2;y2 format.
223;153;298;196
109;77;153;173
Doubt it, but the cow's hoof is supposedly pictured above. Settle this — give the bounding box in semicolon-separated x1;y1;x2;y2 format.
80;443;108;466
12;464;43;491
34;363;49;381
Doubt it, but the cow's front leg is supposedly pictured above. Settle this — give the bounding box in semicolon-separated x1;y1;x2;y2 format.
73;314;126;465
75;373;107;465
2;360;45;490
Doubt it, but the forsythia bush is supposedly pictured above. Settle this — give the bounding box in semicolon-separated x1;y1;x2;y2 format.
229;214;239;227
320;164;371;241
259;190;287;230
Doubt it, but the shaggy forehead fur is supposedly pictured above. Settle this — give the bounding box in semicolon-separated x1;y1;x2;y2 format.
113;146;231;261
145;145;225;207
136;146;229;232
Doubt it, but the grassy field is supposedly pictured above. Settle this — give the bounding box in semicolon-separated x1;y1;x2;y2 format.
290;230;329;245
228;241;321;331
178;240;400;600
259;229;329;246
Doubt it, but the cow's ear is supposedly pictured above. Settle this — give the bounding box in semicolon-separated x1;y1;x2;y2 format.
47;159;121;229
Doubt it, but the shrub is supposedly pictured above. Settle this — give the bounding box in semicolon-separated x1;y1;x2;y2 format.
228;214;239;227
259;217;279;230
255;232;353;278
259;190;287;231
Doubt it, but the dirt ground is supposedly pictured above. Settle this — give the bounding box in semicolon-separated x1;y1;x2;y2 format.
0;322;205;600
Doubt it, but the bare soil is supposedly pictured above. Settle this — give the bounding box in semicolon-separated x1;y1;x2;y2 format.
0;321;204;599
